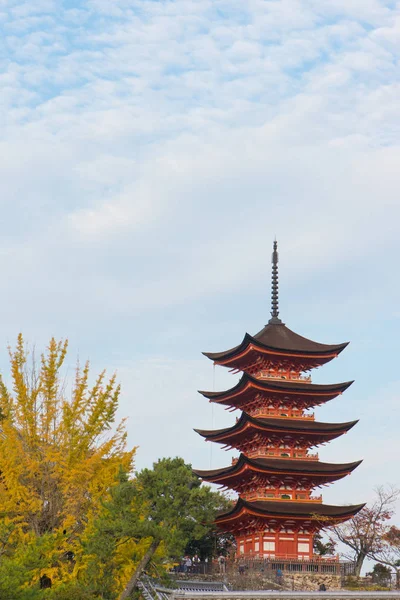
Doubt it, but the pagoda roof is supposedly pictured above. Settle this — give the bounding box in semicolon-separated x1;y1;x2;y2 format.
193;454;362;482
194;412;358;445
199;373;353;408
215;497;365;524
203;323;348;366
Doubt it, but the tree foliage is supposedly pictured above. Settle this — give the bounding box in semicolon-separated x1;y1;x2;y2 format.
133;457;229;554
185;530;235;560
0;335;135;596
82;458;230;600
368;563;392;586
313;532;336;556
330;485;399;576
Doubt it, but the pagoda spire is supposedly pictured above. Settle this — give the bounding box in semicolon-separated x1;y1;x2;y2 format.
269;239;282;324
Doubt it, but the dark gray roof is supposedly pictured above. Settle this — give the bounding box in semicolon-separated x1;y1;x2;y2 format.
195;412;358;438
193;454;362;479
204;323;348;361
199;372;353;400
216;497;365;520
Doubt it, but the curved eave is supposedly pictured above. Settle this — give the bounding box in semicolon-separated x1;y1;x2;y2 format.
198;372;354;401
203;331;349;363
194;414;359;440
193;455;362;481
215;498;365;523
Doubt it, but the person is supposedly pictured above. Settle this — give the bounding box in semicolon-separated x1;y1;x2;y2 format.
218;554;226;574
238;557;245;575
319;583;327;591
192;554;200;574
276;567;283;585
185;556;192;573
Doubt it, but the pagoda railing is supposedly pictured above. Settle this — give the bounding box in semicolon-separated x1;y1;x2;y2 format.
258;372;312;383
242;492;323;502
229;556;354;576
250;408;315;420
245;449;319;460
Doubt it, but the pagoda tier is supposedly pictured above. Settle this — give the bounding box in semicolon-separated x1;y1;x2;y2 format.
203;323;349;375
199;373;353;415
193;455;362;494
216;498;365;532
216;498;364;559
194;413;358;454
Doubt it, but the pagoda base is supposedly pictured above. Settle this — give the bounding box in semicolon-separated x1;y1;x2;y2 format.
236;531;313;559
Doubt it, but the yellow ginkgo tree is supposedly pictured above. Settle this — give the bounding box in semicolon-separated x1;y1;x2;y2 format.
0;334;136;594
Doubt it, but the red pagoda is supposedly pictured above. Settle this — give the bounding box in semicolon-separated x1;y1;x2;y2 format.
194;241;364;560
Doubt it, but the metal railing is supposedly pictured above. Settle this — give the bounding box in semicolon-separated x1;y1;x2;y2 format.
228;557;354;576
170;557;356;578
138;576;174;600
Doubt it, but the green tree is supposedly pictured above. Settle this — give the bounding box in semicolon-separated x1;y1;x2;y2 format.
185;530;235;560
120;458;230;598
83;458;230;599
368;563;392;586
313;533;336;556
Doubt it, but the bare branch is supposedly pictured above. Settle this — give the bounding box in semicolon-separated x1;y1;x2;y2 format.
330;485;399;576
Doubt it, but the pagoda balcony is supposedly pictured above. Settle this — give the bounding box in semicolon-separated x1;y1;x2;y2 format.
245;449;319;461
249;408;315;420
257;371;312;383
293;452;319;460
241;491;323;503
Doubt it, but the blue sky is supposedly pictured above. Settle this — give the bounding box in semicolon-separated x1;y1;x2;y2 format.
1;0;400;523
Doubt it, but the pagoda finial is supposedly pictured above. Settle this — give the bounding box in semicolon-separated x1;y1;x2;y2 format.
268;239;282;324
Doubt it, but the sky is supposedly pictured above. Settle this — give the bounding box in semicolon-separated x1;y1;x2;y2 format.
1;0;400;532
